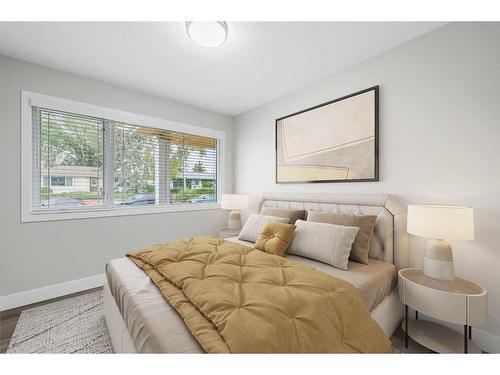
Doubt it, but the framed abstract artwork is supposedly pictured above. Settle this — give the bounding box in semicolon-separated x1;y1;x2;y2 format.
275;86;379;183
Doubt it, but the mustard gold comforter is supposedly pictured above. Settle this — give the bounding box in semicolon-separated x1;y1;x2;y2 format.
127;236;391;353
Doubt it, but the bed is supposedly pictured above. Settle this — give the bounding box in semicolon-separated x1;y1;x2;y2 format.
103;193;408;353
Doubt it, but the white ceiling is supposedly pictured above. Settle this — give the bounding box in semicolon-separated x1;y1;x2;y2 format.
0;22;444;116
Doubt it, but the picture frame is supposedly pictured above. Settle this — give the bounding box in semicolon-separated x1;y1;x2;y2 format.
275;86;379;183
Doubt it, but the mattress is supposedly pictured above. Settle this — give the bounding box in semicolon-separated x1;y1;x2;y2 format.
106;238;397;353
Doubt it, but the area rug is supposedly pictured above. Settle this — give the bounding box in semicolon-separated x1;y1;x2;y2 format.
7;290;112;353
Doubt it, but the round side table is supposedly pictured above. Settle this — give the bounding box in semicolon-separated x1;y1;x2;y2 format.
398;268;487;353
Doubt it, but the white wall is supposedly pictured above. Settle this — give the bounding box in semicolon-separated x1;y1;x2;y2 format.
0;55;234;297
234;23;500;350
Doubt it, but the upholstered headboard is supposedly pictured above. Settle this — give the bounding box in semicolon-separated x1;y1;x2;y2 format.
258;193;409;270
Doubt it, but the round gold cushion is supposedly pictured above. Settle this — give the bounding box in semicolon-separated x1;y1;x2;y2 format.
255;221;297;256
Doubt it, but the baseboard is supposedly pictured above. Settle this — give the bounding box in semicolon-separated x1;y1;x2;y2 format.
469;326;500;354
409;308;500;353
0;274;105;311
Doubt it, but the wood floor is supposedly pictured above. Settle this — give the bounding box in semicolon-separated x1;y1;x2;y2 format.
0;287;102;353
1;287;430;354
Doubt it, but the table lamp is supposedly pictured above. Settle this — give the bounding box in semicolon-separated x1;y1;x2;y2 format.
407;205;474;281
221;194;248;230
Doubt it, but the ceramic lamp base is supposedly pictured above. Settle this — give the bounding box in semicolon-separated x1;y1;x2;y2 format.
423;239;455;281
227;210;241;231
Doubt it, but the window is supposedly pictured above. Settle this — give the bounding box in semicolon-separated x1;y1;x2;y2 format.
42;176;73;187
22;91;224;222
33;108;105;209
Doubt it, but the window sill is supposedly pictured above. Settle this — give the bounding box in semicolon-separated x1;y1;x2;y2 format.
22;202;222;223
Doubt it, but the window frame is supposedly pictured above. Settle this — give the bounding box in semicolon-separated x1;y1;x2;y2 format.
21;91;225;223
45;176;73;187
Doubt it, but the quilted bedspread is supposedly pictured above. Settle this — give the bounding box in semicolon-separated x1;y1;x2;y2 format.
127;236;391;353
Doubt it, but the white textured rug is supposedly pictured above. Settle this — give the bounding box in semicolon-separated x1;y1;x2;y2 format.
7;290;112;353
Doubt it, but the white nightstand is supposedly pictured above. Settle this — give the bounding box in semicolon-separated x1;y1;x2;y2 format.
398;268;487;353
217;227;240;239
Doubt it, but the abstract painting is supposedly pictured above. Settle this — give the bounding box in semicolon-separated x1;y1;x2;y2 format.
275;86;378;183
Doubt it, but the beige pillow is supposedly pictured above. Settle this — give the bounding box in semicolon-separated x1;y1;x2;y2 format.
307;211;377;265
239;214;290;243
288;220;359;271
255;221;297;257
260;207;306;224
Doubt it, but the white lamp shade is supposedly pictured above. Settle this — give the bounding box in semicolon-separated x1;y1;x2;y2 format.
407;205;474;240
221;194;248;210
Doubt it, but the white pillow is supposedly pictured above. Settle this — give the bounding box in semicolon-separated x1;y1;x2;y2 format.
238;214;290;243
287;220;359;270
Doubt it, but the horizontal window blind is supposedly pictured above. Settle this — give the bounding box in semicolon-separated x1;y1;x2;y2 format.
32;106;220;213
32;107;104;210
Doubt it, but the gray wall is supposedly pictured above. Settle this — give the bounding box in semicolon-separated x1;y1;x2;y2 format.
234;23;500;349
0;55;234;296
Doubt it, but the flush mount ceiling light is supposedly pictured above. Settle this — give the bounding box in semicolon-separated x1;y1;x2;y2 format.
186;21;228;48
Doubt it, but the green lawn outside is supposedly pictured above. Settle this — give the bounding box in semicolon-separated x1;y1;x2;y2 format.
42;188;215;203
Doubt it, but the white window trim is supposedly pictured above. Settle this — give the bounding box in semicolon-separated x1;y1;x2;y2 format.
21;90;225;223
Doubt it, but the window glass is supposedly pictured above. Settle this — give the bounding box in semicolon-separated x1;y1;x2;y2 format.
35;108;104;209
32;106;220;213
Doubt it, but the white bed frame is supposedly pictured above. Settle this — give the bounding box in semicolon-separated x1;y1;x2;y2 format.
103;278;137;353
104;192;409;353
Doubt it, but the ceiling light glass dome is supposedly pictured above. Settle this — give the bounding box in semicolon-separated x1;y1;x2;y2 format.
186;21;228;48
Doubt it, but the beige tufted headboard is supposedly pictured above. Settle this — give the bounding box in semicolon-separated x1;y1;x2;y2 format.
258;193;409;270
